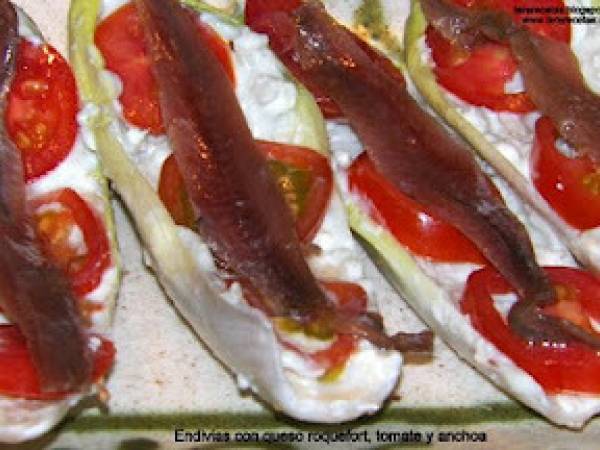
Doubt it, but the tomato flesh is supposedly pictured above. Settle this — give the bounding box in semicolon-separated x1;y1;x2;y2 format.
256;141;332;243
5;40;78;181
33;189;112;298
158;142;332;244
426;0;570;112
95;2;235;134
531;116;600;230
0;325;115;400
348;153;486;264
426;28;535;112
461;266;600;393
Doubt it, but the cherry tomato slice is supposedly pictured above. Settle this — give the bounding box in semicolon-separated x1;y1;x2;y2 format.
348;153;486;264
5;40;78;181
461;266;600;393
531;116;600;230
426;28;536;113
95;3;235;134
33;189;112;298
426;0;570;113
256;141;333;244
158;142;333;244
0;325;115;400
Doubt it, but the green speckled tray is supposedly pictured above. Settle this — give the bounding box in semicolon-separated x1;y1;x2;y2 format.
5;1;600;448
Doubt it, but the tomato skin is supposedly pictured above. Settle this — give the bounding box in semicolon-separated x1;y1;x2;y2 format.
95;3;234;134
5;40;79;181
348;153;486;264
0;325;115;400
158;142;333;244
461;266;600;393
531;117;600;230
33;189;112;298
426;0;570;113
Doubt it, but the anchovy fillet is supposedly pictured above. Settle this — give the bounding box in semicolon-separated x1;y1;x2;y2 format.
0;0;91;392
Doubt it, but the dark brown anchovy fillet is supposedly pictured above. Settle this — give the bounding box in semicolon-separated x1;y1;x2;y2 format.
135;0;432;354
422;0;600;163
0;0;92;392
136;0;326;321
0;0;18;94
285;1;552;305
420;0;516;48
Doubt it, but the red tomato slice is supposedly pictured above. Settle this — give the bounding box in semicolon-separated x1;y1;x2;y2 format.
426;0;570;112
348;153;486;264
95;3;235;134
426;28;535;112
255;140;333;244
0;325;115;400
5;40;79;181
158;141;333;244
531;116;600;230
461;266;600;393
32;189;112;298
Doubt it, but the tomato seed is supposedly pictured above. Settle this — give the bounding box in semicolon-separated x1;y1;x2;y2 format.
582;171;600;196
20;79;49;97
